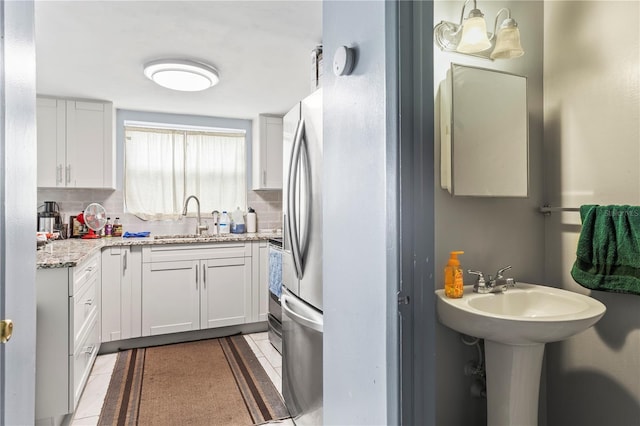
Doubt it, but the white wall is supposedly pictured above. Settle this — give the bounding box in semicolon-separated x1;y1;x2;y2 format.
543;1;640;424
433;1;545;425
323;1;400;424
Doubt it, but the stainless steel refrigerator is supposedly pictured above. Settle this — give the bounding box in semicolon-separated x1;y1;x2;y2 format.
281;88;323;426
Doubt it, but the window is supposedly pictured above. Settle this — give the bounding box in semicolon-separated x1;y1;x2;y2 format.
124;123;246;220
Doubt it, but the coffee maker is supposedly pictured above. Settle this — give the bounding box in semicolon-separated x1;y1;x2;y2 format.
38;201;62;233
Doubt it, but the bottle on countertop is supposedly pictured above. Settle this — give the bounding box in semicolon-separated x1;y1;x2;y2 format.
104;217;113;237
113;217;123;237
231;206;245;234
219;211;230;234
246;207;257;233
444;251;464;299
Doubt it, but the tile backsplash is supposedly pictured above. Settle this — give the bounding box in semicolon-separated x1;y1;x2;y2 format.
37;188;282;236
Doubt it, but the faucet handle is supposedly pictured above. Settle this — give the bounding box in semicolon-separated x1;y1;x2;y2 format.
468;270;486;287
495;265;512;279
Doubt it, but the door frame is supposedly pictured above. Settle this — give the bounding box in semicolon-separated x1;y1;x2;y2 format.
397;1;436;425
0;1;38;424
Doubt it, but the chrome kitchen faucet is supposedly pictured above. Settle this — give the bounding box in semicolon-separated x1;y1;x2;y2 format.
182;195;208;235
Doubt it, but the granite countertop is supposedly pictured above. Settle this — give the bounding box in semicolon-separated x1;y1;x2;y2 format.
36;231;282;269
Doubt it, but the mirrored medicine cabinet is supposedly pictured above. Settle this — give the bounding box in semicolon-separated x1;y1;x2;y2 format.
440;63;529;197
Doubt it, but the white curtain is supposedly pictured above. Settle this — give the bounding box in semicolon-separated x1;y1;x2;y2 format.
124;126;246;220
185;132;246;215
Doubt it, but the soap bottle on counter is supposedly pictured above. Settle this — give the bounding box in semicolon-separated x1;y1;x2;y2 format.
104;217;113;237
219;211;230;234
444;251;464;299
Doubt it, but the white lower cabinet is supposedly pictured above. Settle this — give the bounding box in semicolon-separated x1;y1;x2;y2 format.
255;240;269;322
201;257;252;329
141;243;253;337
142;260;200;335
36;251;101;422
101;246;142;342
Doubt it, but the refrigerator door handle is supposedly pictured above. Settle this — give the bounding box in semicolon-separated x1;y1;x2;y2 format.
281;293;323;333
287;118;305;280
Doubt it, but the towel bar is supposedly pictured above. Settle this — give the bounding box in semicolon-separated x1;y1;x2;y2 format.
539;206;581;215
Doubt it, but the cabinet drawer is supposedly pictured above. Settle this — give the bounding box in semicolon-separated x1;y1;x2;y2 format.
71;273;99;349
71;252;100;295
71;313;99;410
142;242;250;263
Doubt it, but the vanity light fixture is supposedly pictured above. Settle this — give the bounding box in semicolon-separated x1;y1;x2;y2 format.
434;0;524;60
143;59;220;92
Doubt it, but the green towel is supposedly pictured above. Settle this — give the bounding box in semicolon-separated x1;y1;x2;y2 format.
571;204;640;295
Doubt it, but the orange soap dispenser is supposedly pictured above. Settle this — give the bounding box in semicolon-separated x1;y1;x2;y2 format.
444;251;465;299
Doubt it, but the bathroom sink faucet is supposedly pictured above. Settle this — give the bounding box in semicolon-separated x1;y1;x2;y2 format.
469;266;516;294
182;195;208;235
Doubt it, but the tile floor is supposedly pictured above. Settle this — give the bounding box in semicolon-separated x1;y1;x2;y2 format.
69;332;291;426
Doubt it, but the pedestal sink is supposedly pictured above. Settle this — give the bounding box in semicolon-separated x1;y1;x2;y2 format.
435;283;606;426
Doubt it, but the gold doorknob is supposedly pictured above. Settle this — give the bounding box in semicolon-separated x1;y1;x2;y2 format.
1;319;14;343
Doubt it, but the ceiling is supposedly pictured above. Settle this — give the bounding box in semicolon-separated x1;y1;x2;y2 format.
35;1;322;120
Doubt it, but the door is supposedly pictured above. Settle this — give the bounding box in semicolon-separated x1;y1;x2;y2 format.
141;260;199;336
297;89;322;311
200;257;252;329
282;101;300;298
1;1;38;424
282;90;323;312
101;248;122;341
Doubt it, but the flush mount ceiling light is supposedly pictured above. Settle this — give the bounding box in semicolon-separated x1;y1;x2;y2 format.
434;1;524;60
143;59;219;92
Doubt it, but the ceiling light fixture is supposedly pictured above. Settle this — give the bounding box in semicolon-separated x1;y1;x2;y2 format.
143;59;220;92
434;1;524;60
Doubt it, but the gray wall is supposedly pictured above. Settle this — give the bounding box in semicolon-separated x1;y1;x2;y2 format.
323;1;400;424
433;1;545;425
543;2;640;425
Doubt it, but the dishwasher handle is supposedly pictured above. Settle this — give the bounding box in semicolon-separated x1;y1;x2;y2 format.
281;293;323;333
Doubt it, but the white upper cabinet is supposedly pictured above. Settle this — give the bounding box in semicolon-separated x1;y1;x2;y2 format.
37;96;115;189
252;114;283;190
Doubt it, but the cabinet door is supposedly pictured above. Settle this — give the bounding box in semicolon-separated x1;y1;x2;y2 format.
258;242;269;322
65;100;112;188
253;115;283;190
36;97;65;187
101;248;122;342
122;246;143;339
142;260;199;336
201;257;252;329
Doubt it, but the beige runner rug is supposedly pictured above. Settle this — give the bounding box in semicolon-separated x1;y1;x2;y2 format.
98;336;289;425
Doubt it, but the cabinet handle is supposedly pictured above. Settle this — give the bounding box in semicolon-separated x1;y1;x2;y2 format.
83;345;95;355
57;164;63;184
195;266;199;290
66;165;71;184
123;250;128;274
202;264;206;289
84;298;93;306
263;170;267;186
86;266;94;272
